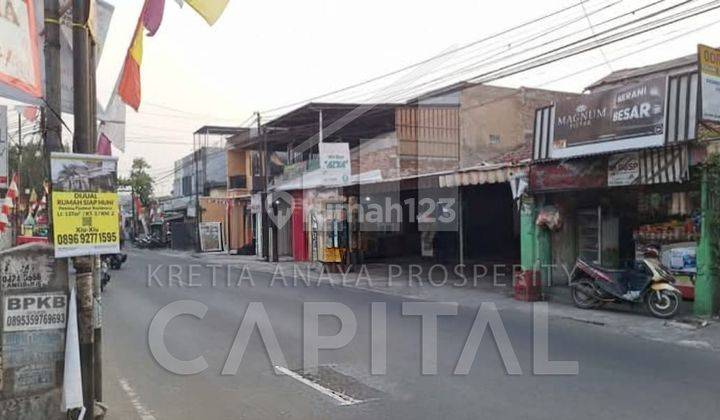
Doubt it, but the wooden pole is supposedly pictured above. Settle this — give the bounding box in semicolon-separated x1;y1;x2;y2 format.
43;0;63;153
72;0;95;417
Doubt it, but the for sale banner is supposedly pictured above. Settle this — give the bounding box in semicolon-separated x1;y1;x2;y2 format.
50;153;119;258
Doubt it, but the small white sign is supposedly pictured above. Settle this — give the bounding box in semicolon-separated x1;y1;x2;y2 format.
608;152;640;187
3;292;68;332
319;143;351;186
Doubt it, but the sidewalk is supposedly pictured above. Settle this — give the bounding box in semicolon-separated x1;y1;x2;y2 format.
140;247;720;353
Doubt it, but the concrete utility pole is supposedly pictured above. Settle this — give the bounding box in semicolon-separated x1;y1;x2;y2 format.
43;0;62;154
258;112;269;261
89;28;103;406
43;0;63;246
194;134;202;252
72;0;96;418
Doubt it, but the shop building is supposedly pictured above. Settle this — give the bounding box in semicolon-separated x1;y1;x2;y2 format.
524;53;720;316
237;81;572;268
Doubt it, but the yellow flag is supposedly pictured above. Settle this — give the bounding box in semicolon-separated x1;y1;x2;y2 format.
185;0;229;25
129;24;144;65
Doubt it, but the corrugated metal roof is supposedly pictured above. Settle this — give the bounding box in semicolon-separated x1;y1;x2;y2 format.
585;54;697;91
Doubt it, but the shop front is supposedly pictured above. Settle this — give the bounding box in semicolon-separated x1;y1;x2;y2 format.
530;145;702;299
525;59;719;314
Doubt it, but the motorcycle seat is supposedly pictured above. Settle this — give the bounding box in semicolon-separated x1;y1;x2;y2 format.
582;260;629;283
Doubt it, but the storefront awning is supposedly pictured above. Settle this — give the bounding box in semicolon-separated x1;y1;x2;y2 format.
438;165;527;188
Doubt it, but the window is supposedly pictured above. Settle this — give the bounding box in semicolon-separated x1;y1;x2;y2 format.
229;175;247;189
489;134;501;145
182;175;193;196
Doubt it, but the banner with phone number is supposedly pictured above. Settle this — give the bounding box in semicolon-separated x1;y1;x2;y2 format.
52;191;119;257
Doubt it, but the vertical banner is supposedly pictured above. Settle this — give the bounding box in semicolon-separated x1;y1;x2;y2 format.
50;153;120;258
319;142;351;186
699;44;720;123
0;0;43;103
0;106;7;188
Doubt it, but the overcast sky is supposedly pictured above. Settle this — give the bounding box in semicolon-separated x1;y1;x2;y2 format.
39;0;720;194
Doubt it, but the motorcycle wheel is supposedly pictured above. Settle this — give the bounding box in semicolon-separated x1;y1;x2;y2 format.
571;279;602;309
646;290;680;319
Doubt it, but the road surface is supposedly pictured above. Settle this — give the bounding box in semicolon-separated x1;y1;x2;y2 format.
102;249;720;419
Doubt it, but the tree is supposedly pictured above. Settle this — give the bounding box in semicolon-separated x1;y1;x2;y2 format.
9;139;47;197
120;158;154;206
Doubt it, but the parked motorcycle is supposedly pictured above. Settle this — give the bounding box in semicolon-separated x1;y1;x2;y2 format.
133;234;165;249
101;259;111;292
102;253;127;270
569;248;682;318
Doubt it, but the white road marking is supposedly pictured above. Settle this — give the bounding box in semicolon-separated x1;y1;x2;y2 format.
118;377;157;420
274;365;363;406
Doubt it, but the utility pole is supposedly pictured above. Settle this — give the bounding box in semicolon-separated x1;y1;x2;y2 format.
258;112;269;261
89;28;103;407
72;0;95;418
43;0;63;246
43;0;62;154
131;185;136;239
194;134;202;252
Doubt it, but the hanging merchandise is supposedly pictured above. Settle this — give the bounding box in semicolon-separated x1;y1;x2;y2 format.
536;205;563;231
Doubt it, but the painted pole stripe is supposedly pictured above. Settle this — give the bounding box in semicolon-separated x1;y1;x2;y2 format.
273;366;363;406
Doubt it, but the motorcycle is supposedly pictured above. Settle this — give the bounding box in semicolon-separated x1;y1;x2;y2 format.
569;248;682;319
101;259;111;292
103;253;127;270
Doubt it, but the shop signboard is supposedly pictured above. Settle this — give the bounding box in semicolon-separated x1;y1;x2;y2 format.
607;152;640;187
319;142;351;186
50;153;120;258
0;0;43;104
699;44;720;123
199;221;222;252
530;158;607;192
2;292;67;332
551;76;666;159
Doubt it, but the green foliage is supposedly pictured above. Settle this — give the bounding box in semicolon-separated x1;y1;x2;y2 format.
119;158;154;206
9;140;47;196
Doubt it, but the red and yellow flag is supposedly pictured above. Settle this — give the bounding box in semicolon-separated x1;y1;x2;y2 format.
118;0;161;110
118;0;229;110
118;22;144;110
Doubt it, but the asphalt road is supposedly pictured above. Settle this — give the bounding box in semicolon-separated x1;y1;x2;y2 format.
102;249;720;420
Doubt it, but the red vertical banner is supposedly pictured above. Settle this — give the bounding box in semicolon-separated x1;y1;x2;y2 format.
291;190;307;261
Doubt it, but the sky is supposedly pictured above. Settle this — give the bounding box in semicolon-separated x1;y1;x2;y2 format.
11;0;720;195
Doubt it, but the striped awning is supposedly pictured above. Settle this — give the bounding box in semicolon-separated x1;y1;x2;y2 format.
638;145;689;185
439;166;526;188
